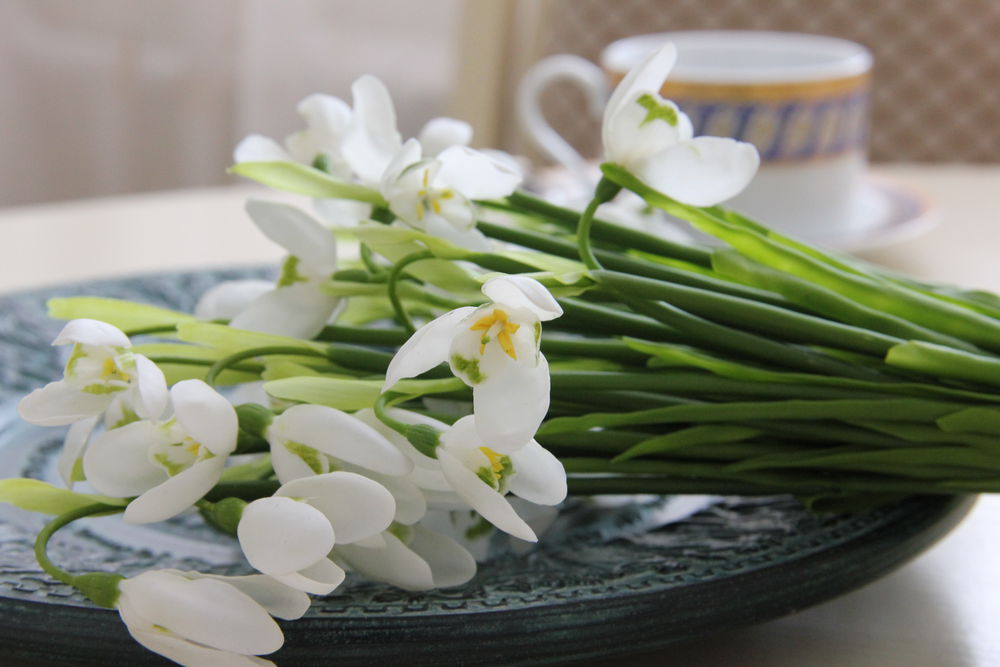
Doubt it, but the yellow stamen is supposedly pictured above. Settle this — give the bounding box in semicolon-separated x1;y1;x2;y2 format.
468;309;520;360
480;446;504;475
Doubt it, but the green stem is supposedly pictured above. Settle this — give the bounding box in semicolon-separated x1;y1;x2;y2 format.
576;178;621;271
359;243;385;276
388;250;435;334
35;504;122;586
205;346;328;385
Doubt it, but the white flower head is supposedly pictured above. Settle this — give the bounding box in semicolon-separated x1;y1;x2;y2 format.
266;403;413;485
435;415;566;542
334;522;477;591
234;93;352;179
380;139;521;252
195;200;344;339
117;569;308;666
384;275;562;452
237;471;396;594
18;319;167;427
602;43;760;206
82;380;238;524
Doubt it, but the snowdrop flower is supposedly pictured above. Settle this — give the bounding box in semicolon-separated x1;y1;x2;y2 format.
422;499;560;562
237;472;395;595
195;200;343;339
83;380;238;524
435;415;566;542
334;522;477;591
384;275;562;452
603;43;759;206
235;93;353;178
379;139;521;251
18;319;167;427
117;569;308;666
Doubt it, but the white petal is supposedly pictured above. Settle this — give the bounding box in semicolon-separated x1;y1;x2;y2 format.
245;200;338;275
481;275;562;322
230;283;342;340
171;380;238;456
271;557;346;596
234;134;293;163
407;525;477;588
604;92;692;167
335;532;435;591
435;146;522;200
507;440;567;505
131;354;168;421
17;381;110;426
603;43;677;151
270;435;330;484
119;570;284;655
380;138;424;197
437;448;536;541
422;215;492;252
277;472;396;543
58;416;98;487
342;75;402;184
198;574;311;621
356;471;426;524
473;354;550;453
272;404;412;476
238;497;336;575
195;280;275;320
124;457;226;523
418;117;473;156
312;198;372;227
383;306;476;390
83;421;169;497
637;136;761;206
53;318;130;347
122;620;275;667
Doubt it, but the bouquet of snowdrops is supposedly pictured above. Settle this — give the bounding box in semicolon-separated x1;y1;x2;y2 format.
4;44;1000;665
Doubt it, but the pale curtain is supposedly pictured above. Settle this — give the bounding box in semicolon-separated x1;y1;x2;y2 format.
0;0;462;206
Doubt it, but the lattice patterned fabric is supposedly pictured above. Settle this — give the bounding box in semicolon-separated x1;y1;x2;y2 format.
535;0;1000;163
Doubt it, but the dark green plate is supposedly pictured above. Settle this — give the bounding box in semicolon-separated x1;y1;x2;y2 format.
0;271;973;665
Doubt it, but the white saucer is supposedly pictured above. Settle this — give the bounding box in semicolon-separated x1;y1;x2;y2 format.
527;166;936;254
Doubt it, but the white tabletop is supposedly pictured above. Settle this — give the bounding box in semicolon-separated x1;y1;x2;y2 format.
1;165;999;665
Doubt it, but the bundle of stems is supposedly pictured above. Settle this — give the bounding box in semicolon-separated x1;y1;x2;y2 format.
60;161;1000;514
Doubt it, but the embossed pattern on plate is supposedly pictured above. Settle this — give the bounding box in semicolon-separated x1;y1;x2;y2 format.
0;271;972;666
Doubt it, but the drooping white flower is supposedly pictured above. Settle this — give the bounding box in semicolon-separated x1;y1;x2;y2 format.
384;275;562;452
236;472;395;595
234;93;353;179
18;319;167;427
379;139;521;252
603;43;760;206
434;415;566;542
195;200;343;339
334;522;477;591
83;380;238;524
116;569;307;666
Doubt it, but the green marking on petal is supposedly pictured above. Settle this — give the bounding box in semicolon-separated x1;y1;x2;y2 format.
451;355;485;385
637;93;679;127
284;440;327;475
64;344;86;378
387;522;412;542
81;384;126;395
534;321;542;345
154;451;188;477
464;514;494;540
475;466;499;490
109;405;141;430
278;255;308;287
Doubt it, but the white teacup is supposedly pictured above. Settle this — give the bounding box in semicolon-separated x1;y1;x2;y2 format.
518;31;875;239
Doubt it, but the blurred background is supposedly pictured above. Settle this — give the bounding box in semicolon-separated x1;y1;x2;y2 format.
1;0;998;207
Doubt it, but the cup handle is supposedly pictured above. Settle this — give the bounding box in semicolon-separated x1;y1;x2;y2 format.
516;54;609;186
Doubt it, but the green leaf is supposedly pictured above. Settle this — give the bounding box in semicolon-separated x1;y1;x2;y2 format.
175;322;326;354
229;161;385;205
0;479;127;515
47;297;195;332
615;425;763;462
264;376;465;410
